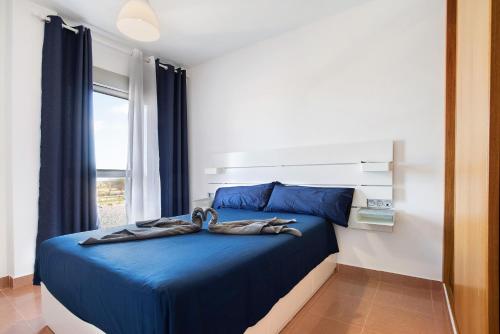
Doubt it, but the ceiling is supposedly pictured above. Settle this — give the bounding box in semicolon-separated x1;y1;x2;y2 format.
34;0;365;66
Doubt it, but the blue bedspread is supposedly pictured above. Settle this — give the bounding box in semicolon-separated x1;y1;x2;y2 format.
38;209;338;334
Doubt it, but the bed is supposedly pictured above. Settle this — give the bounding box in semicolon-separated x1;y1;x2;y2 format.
38;208;339;334
39;141;394;333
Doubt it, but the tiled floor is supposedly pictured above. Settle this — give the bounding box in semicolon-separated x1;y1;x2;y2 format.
0;285;52;334
0;267;452;334
281;266;453;334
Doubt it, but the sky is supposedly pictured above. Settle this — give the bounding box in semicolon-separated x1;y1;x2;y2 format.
93;92;129;170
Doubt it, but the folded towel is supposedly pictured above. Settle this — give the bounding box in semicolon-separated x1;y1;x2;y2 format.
79;208;205;245
79;208;301;245
205;208;302;237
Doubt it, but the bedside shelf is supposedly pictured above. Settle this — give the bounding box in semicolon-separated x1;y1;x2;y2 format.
349;208;395;232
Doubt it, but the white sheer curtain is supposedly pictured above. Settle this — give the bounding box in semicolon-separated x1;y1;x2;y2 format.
126;50;161;223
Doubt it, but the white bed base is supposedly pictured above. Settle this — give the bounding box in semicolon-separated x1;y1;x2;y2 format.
41;254;336;334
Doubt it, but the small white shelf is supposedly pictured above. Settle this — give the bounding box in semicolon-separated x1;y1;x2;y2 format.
349;208;395;232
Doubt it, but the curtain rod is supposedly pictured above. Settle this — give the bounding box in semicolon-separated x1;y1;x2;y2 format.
39;16;79;34
158;63;169;70
145;58;184;72
34;13;132;51
35;14;186;71
145;57;167;70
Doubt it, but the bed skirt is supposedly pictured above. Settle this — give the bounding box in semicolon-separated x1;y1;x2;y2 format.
41;254;337;334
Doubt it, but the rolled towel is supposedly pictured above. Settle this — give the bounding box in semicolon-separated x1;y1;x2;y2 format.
79;208;205;245
205;208;302;237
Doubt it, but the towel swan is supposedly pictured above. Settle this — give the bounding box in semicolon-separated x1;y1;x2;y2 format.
204;207;219;226
80;208;206;245
203;207;301;236
191;207;206;228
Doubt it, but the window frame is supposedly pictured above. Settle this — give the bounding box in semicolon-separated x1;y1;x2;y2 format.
93;83;129;101
92;70;129;178
93;66;129;99
92;77;129;227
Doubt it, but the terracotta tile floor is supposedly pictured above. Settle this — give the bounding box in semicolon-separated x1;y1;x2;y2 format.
0;268;452;334
0;285;52;334
282;267;453;334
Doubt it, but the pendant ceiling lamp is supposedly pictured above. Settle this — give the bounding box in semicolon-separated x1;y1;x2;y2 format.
117;0;160;42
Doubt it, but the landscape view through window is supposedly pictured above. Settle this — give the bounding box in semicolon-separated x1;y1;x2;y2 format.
93;91;129;228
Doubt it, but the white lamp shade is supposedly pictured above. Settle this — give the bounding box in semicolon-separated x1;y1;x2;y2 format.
117;0;160;42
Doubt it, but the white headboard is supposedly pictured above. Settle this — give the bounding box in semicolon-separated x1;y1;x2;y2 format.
205;140;394;230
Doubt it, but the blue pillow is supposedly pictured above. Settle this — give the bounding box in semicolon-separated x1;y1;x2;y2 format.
264;185;354;227
211;182;279;211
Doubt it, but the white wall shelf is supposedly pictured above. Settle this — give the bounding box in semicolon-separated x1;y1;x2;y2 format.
348;208;395;232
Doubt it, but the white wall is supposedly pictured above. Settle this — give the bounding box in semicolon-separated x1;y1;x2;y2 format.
6;0;53;278
2;0;132;278
188;0;446;280
0;0;13;278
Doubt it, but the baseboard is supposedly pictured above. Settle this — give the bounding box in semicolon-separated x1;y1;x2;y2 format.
0;274;34;289
0;276;9;289
336;263;442;287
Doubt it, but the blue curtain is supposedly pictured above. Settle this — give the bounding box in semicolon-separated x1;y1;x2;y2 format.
155;61;189;217
34;16;97;284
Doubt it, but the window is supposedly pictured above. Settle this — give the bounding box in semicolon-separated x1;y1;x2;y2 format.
93;91;129;228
